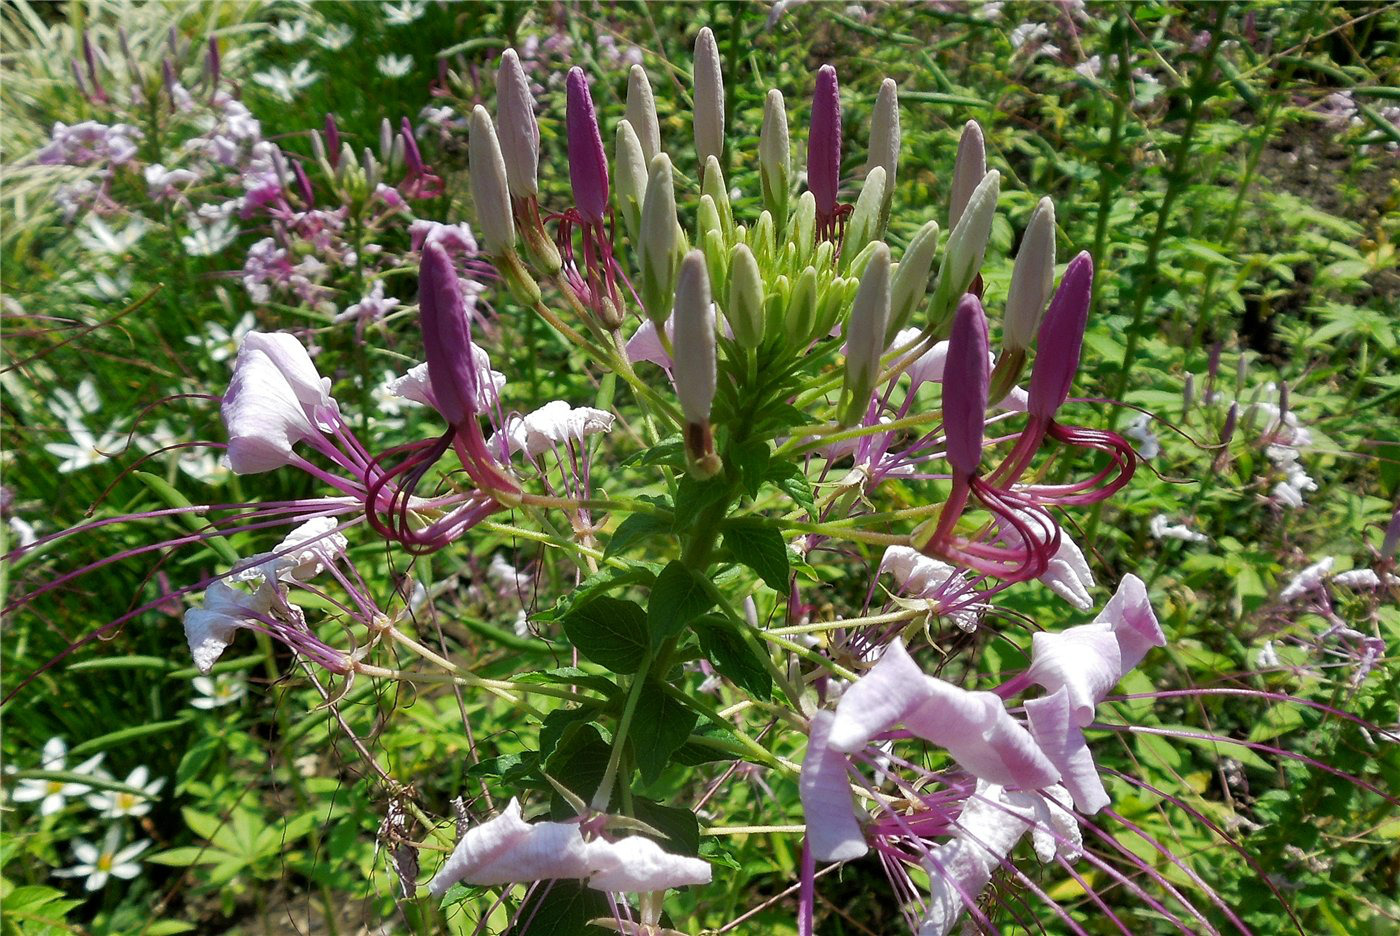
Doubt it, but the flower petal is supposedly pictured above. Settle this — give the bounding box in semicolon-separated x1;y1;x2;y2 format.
426;799;590;896
1024;688;1109;815
800;711;869;862
583;836;711;892
827;638;932;753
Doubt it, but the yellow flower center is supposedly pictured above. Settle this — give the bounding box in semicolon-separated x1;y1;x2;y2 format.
97;853;114;872
46;780;63;794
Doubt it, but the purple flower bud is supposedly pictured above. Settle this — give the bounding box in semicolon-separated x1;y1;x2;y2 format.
566;67;609;225
400;117;424;176
325;113;341;167
1027;251;1094;422
1219;402;1239;447
207;36;221;90
162;58;177;100
292;160;314;205
1383;505;1400;557
419;242;479;427
943;294;991;476
807;65;841;220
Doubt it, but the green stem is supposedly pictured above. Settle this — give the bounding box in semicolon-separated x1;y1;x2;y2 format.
592;651;652;811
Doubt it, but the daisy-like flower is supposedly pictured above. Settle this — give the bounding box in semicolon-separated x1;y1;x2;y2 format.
50;378;100;428
181;216;239;257
10;738;105;816
191;673;248;709
45;424;125;473
53;826;149;891
185;313;256;364
383;0;427;25
314;23;354;50
251;62;319;103
377;54;413;78
75;215;148;255
85;766;165;818
269;19;308;44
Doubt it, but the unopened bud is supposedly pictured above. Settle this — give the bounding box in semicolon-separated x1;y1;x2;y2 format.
928;170;1000;333
786;266;819;346
674;251;722;478
943;294;992;476
701;155;734;243
324;113;342;166
614;119;647;246
760;89;791;232
752;210;776;267
808;64;842;223
566;67;609;226
1003;196;1056;352
1382;506;1400;557
626;64;661;163
1182;373;1196;418
468;105;516;256
887;220;939;343
693;27;725;172
420;242;480;426
363;147;380;191
790;191;817;266
1216;402;1239;473
640;154;681;327
1027;251;1094;423
867;78;900;231
496;48;540;199
309;128;329;170
1235;352;1249;396
727;243;765;349
841;166;886;271
949;120;986;229
701;228;729;310
841;243;891;425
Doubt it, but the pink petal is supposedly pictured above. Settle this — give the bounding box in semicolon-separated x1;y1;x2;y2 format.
1096;573;1164;672
1024;688;1109;814
800;711;869;862
906;683;1059;789
1026;624;1121;727
426;799;589;896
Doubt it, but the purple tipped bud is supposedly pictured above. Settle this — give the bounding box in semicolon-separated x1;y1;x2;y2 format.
807;65;842;219
1027;251;1094;422
82;32;101;82
944;294;991;476
496;49;540;199
693;27;725;168
292;160;314;205
1220;402;1239;446
162;58;177;98
949;120;986;229
324;114;341;166
565;67;609;225
400;117;424;175
70;59;88;97
207;36;221;90
419;242;479;426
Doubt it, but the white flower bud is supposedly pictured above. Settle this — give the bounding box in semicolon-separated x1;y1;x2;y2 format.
929;170;999;331
760;88;791;228
674;250;716;425
841;165;886;270
887;219;939;342
614;119;647;246
727;243;765;349
639;154;680;327
701;154;734;242
468;104;516;256
495;48;539;198
693;27;725;169
626;64;661;163
842;242;892;425
867;78;900;227
1003;196;1056;352
948;119;986;230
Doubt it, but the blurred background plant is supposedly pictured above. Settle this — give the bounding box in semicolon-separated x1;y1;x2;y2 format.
2;1;1397;934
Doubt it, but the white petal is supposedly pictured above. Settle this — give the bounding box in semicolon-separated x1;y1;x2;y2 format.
222;349;318;474
426;799;590;896
1094;573;1164;673
583;836;711;892
271;517;347;581
905;682;1059;788
1024;689;1109;814
238;333;337;424
799;711;868;862
1026;625;1121;727
921;781;1034;936
1039;531;1095;610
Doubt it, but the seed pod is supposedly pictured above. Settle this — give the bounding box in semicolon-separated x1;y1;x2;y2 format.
808;64;842;222
1027;251;1094;423
943;294;992;476
565;67;609;225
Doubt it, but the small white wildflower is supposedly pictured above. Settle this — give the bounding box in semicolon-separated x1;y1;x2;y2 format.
9;738;105;816
251;62;320;103
383;0;427;25
1126;412;1160;459
76;269;133;301
1279;556;1334;602
45;424;125;473
314;23;354;50
1149;514;1208;544
53;827;149;891
377;54;413;78
190;673;247;709
269;19;308;44
76;215;148;255
181;216;239;256
51;378;101;428
85;766;165;818
1255;640;1280;668
186;313;256;364
8;516;38;547
1075;55;1102;78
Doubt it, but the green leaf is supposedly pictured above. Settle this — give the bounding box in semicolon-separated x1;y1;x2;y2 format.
764;461;815;517
731;439;771;497
631;798;701;855
545;724;612;818
647;562;717;646
507;879;611;936
536;563;656;623
695;617;772;699
673;476;730;527
628;681;699;784
722;520;790;591
604;512;672;558
562;597;650;674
